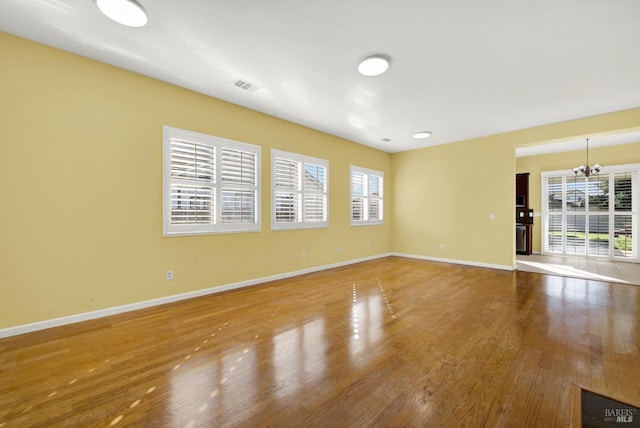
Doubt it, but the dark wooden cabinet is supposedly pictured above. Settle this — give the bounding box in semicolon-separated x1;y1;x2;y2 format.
516;172;529;207
516;173;532;255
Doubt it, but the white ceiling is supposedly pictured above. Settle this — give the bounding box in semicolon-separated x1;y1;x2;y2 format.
515;131;640;157
1;0;639;153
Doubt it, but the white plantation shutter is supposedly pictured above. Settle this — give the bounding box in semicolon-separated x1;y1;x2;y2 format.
163;127;261;236
304;194;326;222
221;190;256;223
170;186;215;225
369;198;380;221
541;165;639;260
220;148;258;224
614;171;635;259
170;141;215;181
169;140;216;226
275;158;299;189
221;149;257;186
351;166;383;225
271;149;328;230
304;163;327;222
275;193;299;222
368;174;382;221
351;171;366;222
274;158;300;223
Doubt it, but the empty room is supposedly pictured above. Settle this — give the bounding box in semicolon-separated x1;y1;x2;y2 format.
1;1;639;427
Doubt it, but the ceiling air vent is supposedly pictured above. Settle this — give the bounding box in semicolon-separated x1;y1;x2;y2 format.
233;78;263;93
382;138;392;142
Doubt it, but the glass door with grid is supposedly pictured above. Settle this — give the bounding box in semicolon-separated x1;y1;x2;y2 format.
542;165;639;261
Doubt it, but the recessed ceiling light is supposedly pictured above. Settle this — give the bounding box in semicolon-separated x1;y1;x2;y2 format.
358;55;390;77
95;0;148;27
413;131;432;139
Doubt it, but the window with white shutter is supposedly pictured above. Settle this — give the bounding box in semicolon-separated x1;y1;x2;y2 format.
163;126;261;236
350;166;383;226
541;164;639;260
271;149;328;230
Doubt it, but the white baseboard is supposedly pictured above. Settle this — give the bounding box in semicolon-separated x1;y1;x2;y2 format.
391;252;516;271
0;252;516;338
0;253;391;339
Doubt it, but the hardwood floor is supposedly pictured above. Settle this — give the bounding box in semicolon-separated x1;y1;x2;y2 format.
1;256;639;427
517;254;640;286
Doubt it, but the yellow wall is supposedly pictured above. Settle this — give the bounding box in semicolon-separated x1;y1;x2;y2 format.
516;142;640;253
392;111;640;267
0;33;391;329
2;31;640;330
391;138;515;266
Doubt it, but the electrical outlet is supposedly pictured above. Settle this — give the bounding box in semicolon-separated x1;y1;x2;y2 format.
301;250;306;258
166;270;173;281
440;244;445;251
367;242;371;248
336;247;341;253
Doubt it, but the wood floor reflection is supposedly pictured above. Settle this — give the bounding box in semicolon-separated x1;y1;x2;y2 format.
1;256;639;427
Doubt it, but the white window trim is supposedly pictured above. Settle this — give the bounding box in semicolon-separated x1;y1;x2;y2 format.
350;165;384;226
541;163;639;261
271;149;329;230
163;126;261;237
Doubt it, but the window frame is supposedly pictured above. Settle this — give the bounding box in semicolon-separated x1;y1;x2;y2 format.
350;165;384;226
541;163;639;260
163;126;261;237
271;149;329;231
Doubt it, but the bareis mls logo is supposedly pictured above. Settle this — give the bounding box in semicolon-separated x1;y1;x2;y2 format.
604;408;634;423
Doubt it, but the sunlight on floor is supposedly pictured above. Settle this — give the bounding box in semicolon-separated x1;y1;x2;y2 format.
517;260;630;284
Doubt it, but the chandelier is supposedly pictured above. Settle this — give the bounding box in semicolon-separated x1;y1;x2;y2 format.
572;138;602;177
